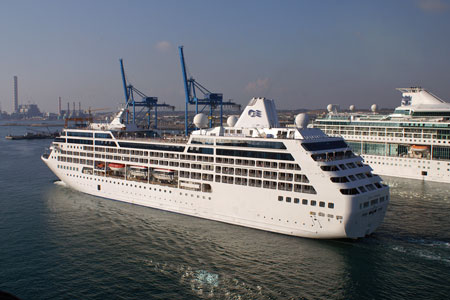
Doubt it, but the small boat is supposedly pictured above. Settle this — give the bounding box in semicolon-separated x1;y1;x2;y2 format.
5;132;57;140
411;145;429;152
129;165;148;177
152;168;175;181
130;165;148;169
108;163;125;171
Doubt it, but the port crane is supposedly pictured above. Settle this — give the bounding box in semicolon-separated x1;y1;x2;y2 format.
179;46;240;136
120;59;174;129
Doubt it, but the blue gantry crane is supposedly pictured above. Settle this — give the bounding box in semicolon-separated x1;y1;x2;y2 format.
179;46;240;136
120;59;174;129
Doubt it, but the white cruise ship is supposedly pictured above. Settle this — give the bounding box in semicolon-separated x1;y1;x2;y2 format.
42;98;389;239
311;87;450;183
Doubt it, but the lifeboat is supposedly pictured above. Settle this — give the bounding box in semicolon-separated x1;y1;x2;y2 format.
96;162;105;169
411;145;429;152
108;163;125;171
130;165;148;170
129;165;148;177
152;168;175;181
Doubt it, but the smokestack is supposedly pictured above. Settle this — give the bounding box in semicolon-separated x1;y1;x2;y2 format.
13;76;18;113
58;97;62;116
67;102;70;114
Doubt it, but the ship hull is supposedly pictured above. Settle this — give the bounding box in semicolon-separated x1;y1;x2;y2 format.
361;154;450;183
42;155;388;239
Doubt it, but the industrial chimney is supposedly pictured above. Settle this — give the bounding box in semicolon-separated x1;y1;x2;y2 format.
13;76;18;113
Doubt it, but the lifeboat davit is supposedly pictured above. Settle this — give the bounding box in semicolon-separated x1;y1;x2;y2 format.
109;163;125;171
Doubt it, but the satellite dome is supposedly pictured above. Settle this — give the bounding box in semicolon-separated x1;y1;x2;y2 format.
349;105;355;111
371;104;378;112
193;113;208;129
227;115;238;127
295;113;309;129
327;104;333;112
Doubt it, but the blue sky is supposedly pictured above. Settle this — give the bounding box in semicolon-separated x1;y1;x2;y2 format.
1;0;449;113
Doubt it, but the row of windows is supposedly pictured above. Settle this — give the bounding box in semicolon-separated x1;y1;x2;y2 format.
67;138;93;145
57;156;93;165
316;120;450;129
82;145;300;169
66;131;93;137
212;175;317;194
330;172;367;183
118;142;185;152
320;161;365;172
214;167;308;182
95;133;112;139
95;140;117;147
57;165;79;171
311;150;355;162
61;145;301;171
302;140;348;152
340;182;384;195
216;140;287;149
190;138;214;145
187;147;214;154
216;149;295;161
359;196;388;209
278;196;334;208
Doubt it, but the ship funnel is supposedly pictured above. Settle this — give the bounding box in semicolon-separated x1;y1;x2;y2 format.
234;97;280;128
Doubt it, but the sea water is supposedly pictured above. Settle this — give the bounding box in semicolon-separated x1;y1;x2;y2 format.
0;123;449;299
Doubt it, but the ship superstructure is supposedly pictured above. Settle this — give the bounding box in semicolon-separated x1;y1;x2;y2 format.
311;88;450;183
42;98;389;239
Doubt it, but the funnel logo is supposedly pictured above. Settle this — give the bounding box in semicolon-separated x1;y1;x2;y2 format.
248;109;262;118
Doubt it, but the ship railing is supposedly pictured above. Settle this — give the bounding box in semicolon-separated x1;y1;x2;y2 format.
112;132;188;144
311;151;355;162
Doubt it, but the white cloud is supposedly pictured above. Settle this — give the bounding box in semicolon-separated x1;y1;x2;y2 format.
155;41;171;52
417;0;449;13
245;78;270;95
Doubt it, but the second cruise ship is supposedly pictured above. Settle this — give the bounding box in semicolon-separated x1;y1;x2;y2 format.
312;87;450;183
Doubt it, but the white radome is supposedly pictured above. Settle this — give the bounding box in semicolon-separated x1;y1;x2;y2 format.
349;105;355;111
371;104;378;112
193;113;208;128
327;104;333;112
295;113;309;129
227;116;238;127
